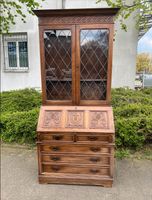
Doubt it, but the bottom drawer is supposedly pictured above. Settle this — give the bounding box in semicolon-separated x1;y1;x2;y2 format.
42;164;110;176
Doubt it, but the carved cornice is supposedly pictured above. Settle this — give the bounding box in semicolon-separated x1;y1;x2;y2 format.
39;15;114;25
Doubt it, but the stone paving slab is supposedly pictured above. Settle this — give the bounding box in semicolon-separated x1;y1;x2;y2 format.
1;146;152;200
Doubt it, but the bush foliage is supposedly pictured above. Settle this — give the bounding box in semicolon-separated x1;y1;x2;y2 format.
1;88;152;147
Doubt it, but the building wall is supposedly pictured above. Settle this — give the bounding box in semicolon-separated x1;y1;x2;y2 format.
1;0;138;91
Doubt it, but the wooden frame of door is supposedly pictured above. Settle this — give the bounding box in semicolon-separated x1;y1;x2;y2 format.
39;25;76;105
75;24;114;106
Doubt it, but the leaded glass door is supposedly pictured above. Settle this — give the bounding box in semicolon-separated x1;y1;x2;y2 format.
42;25;76;105
76;25;112;105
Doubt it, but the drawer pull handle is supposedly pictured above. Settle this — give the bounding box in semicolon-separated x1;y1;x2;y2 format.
90;147;100;152
51;165;60;172
53;135;63;140
51;147;60;151
90;157;100;162
88;136;98;141
51;156;60;161
90;169;99;174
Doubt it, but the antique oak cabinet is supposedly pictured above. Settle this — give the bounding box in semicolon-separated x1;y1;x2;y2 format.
34;8;119;187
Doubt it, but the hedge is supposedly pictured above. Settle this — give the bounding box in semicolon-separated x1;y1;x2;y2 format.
1;88;152;148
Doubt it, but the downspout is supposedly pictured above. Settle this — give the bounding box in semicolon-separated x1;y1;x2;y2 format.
62;0;65;9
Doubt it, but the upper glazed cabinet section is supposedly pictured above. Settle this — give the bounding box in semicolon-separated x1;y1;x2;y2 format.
33;8;119;106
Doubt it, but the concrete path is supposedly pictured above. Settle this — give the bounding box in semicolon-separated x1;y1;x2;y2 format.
1;145;152;200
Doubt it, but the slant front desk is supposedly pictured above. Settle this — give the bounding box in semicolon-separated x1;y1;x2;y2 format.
34;8;119;187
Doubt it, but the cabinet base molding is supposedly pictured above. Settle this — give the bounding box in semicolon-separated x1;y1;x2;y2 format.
38;174;113;187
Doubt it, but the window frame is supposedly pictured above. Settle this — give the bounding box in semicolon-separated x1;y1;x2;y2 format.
3;33;29;72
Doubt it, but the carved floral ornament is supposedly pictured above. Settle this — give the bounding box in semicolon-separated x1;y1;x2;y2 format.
43;111;62;128
42;110;109;129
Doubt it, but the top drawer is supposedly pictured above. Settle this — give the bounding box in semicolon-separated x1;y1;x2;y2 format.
38;132;114;143
39;133;73;142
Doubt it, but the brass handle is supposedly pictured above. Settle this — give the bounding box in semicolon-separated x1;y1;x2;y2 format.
73;134;77;142
90;169;99;174
51;165;60;172
51;156;60;161
88;136;98;141
90;157;100;162
90;147;100;152
53;135;63;140
51;146;60;151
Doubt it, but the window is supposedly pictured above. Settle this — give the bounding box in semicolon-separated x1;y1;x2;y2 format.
3;33;29;71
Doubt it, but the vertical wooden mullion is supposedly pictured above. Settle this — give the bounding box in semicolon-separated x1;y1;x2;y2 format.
75;25;80;105
71;25;76;105
106;24;114;104
39;26;47;105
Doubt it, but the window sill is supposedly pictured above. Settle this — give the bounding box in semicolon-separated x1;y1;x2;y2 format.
3;69;29;73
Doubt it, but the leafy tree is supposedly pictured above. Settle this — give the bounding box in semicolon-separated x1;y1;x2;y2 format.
136;53;152;72
0;0;44;34
96;0;152;31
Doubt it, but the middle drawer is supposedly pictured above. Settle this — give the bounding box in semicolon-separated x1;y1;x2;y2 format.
39;143;112;154
41;154;111;165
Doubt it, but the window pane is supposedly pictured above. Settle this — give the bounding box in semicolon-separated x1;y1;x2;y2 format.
8;42;17;67
44;30;72;100
80;29;109;100
19;42;28;67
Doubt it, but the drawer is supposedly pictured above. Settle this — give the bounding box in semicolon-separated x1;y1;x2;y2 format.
41;154;110;165
39;133;73;142
76;134;113;143
42;164;110;176
39;144;112;154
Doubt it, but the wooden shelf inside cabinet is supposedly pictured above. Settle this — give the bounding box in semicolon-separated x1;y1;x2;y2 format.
46;79;72;82
34;7;119;187
81;79;107;82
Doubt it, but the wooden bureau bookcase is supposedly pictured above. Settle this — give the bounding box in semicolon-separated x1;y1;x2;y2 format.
34;8;119;187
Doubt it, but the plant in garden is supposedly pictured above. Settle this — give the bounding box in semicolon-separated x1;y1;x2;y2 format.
96;0;152;31
136;53;152;73
0;0;44;34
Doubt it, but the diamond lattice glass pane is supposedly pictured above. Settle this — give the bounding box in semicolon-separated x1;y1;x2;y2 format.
80;29;109;100
44;30;72;100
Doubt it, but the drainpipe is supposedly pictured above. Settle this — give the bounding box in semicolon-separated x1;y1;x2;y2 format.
62;0;65;9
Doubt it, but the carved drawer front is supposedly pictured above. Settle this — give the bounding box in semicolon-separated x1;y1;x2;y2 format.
40;144;112;154
42;164;110;176
39;133;73;142
41;154;110;165
76;134;113;143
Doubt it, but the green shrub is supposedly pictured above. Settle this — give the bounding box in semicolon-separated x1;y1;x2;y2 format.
0;88;152;147
115;117;145;148
111;88;152;107
1;88;41;114
1;108;39;143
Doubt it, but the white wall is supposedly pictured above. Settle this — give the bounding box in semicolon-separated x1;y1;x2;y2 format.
1;0;63;91
65;0;138;88
1;0;138;91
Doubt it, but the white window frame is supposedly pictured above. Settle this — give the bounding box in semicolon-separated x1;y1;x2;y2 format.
3;33;29;72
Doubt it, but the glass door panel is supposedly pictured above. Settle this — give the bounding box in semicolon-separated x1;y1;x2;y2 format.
44;29;72;100
80;29;109;100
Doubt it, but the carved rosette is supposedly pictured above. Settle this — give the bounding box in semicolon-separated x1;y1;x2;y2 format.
43;111;62;128
89;111;108;129
66;111;84;128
